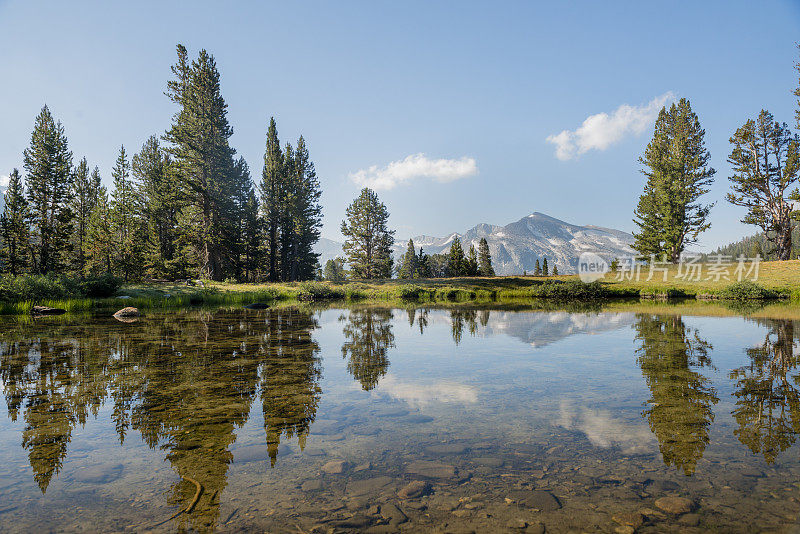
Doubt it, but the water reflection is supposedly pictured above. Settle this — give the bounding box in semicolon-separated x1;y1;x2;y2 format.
340;309;395;391
731;318;800;464
0;307;322;531
2;305;800;532
634;314;718;475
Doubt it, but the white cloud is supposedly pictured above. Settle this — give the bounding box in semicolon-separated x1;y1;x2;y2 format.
349;153;478;190
0;175;9;188
546;92;675;160
372;374;478;409
557;400;655;455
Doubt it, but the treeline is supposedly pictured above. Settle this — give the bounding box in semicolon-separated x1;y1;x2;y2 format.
632;44;800;262
0;45;321;283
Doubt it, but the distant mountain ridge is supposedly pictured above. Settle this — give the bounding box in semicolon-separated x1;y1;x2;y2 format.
315;211;636;275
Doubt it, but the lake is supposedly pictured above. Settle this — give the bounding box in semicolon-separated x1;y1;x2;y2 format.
0;303;799;532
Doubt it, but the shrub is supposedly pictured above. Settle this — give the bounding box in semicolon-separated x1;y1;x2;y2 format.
80;274;123;298
716;280;779;300
297;282;346;302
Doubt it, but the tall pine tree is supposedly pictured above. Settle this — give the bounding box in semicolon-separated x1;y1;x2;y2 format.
260;117;284;281
447;237;466;276
24;106;73;274
164;45;238;280
478;237;494;276
69;157;95;276
0;169;30;276
633;99;715;263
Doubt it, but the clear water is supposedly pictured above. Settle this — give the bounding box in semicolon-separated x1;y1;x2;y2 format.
1;304;799;533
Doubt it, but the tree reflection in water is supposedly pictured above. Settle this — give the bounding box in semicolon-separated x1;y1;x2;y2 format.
0;307;321;531
730;319;800;464
340;308;395;391
634;314;718;476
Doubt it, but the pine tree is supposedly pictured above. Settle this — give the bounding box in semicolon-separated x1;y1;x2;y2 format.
398;239;418;279
260;117;284;281
417;248;431;278
341;188;395;279
110;145;144;281
466;244;479;276
164;44;238;280
534;259;541;276
287;136;322;281
553;265;558;276
323;257;346;281
85;186;114;276
241;188;261;282
728;110;799;261
133;135;179;278
69;158;95;276
447;237;466;277
542;257;549;276
477;237;494;276
0;169;30;275
24;106;73;274
633;99;716;263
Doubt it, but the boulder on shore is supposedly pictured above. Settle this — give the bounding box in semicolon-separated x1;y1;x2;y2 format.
31;306;66;316
244;303;270;310
113;307;141;321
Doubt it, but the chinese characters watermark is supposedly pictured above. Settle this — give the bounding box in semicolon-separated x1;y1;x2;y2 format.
577;253;761;283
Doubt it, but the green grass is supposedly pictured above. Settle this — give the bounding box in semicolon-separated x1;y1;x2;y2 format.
2;260;800;316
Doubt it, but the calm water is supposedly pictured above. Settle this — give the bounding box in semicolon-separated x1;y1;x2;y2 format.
1;304;799;533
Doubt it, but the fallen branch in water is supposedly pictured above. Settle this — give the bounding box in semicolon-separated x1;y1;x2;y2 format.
153;475;203;527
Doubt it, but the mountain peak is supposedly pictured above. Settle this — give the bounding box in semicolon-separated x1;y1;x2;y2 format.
314;211;634;275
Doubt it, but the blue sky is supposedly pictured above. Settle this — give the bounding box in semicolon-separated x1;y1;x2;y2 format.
1;0;798;250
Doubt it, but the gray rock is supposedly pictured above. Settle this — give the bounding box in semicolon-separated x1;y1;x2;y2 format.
301;479;323;491
398;480;431;499
425;443;469;455
406;460;457;479
506;490;561;511
31;306;66;316
654;496;694;515
380;503;407;525
347;476;394;496
472;456;504;468
72;463;123;484
322;460;348;474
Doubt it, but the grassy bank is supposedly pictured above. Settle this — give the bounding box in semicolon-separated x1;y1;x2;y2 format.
2;260;800;315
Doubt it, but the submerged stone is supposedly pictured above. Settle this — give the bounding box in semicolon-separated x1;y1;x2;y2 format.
397;480;431;499
405;460;457;479
506;490;561;511
654;496;694;515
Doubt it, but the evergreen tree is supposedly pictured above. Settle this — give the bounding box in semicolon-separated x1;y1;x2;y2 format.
553;265;558;276
728;110;799;261
241;188;262;282
24;106;73;274
85;186;114;276
69;158;95;276
417;248;431;278
164;44;238;280
0;169;30;275
466;244;479;276
110;145;144;281
341;188;395;279
133;136;180;278
534;259;541;276
542;257;548;276
633;99;715;263
447;236;466;276
323;257;346;281
260;117;284;281
477;237;494;276
398;239;418;279
286;136;322;281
